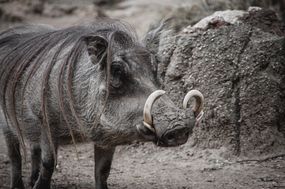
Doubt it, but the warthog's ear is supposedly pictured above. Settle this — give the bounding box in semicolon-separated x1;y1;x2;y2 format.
85;35;108;65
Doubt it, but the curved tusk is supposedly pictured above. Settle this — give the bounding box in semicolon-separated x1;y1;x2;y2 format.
142;122;156;133
183;90;204;118
143;90;166;129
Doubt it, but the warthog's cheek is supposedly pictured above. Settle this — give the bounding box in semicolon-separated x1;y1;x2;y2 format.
136;124;156;142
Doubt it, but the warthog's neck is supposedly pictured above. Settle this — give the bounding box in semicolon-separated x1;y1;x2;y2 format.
69;52;112;137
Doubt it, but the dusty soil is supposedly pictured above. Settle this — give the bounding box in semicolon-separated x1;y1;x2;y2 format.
0;129;285;189
0;0;285;189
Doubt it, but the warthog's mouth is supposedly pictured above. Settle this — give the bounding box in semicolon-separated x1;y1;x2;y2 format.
136;122;157;142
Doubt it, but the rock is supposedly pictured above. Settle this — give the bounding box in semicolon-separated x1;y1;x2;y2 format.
154;8;285;157
193;10;247;29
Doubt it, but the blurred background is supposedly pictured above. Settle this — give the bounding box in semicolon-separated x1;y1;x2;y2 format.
0;0;284;37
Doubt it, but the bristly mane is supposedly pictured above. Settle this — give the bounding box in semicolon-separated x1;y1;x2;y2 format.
0;19;139;157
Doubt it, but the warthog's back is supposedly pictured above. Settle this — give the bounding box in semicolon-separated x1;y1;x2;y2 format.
0;24;55;102
0;24;55;55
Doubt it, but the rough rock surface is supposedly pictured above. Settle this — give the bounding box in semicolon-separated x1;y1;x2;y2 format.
155;8;285;157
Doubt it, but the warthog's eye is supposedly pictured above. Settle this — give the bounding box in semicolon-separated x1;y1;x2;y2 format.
110;61;127;89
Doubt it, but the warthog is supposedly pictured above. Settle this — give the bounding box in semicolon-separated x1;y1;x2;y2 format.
0;20;204;189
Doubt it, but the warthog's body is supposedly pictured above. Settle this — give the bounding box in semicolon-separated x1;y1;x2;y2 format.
0;20;204;189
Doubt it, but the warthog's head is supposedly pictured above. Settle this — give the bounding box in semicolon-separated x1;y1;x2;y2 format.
83;21;204;147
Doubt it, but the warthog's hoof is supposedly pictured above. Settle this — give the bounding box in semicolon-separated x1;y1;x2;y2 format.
32;179;51;189
11;178;25;189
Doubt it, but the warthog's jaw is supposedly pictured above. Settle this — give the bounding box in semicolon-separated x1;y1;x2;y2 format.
136;123;157;142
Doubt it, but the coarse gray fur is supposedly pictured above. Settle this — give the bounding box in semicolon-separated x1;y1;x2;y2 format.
0;19;196;189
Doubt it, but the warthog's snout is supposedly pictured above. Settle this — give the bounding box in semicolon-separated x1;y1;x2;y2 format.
158;126;190;147
137;90;204;147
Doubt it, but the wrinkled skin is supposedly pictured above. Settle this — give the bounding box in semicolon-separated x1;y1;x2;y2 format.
0;21;201;189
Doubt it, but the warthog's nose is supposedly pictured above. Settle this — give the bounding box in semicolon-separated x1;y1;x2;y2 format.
158;127;190;147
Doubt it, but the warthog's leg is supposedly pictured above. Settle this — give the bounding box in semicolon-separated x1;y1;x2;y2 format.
3;128;25;189
30;144;41;187
33;130;57;189
94;145;115;189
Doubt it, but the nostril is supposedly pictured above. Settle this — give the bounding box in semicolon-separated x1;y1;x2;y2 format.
166;133;175;141
159;127;190;146
184;131;189;137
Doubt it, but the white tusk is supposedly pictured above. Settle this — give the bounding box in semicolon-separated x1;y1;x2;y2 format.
183;90;204;118
142;121;156;133
143;90;166;129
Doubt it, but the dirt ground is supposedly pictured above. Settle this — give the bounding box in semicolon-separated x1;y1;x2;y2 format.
0;129;285;189
0;0;285;189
